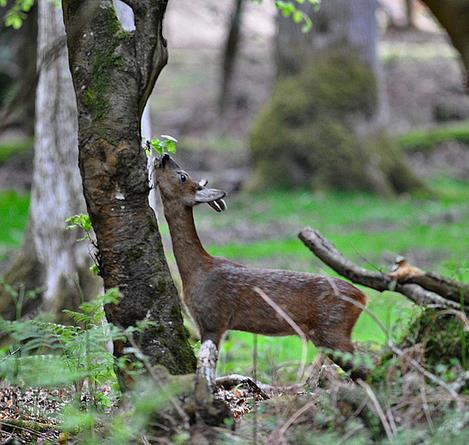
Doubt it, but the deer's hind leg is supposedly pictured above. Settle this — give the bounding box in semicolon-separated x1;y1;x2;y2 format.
308;326;367;381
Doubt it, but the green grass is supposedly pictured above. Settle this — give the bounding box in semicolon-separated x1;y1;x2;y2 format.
397;121;469;152
0;190;30;260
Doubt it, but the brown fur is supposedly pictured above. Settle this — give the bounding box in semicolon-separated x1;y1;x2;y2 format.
156;155;368;379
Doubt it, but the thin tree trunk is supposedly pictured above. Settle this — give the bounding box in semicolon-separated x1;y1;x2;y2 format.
0;0;100;321
405;0;415;29
62;0;196;381
218;0;245;115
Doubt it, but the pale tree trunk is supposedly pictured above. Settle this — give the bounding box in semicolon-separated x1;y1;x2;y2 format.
0;0;100;320
62;0;196;381
114;0;157;210
251;0;421;194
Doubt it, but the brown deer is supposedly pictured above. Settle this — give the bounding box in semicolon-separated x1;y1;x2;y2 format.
155;154;367;384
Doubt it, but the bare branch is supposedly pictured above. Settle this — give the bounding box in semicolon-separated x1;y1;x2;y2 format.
298;227;461;310
132;0;169;114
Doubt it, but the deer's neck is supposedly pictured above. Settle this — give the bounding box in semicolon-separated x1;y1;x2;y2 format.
163;203;212;285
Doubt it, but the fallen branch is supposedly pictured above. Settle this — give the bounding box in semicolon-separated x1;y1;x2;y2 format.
0;418;57;436
298;227;462;310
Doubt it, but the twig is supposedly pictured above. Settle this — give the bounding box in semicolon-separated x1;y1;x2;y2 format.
269;396;319;444
358;381;395;441
420;384;435;433
0;418;57;436
253;287;308;384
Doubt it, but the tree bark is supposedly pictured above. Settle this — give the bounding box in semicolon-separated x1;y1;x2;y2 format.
0;0;100;321
61;0;196;379
218;0;245;115
251;0;421;194
420;0;469;89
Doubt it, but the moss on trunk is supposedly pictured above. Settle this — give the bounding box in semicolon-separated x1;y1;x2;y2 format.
250;51;422;194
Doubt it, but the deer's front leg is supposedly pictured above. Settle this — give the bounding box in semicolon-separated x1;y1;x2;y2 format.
194;332;221;403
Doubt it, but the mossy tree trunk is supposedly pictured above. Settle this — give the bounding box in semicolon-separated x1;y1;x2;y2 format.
420;0;469;89
61;0;196;379
0;0;100;321
251;0;422;194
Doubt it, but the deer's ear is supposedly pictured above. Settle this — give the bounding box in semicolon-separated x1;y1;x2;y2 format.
159;153;181;170
160;153;170;168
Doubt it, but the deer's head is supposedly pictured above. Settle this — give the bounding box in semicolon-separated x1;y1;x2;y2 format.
155;153;227;212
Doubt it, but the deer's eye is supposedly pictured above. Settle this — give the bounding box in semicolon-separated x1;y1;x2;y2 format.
179;174;187;183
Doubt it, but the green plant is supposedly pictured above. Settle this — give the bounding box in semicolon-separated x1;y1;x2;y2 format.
0;0;35;28
65;213;101;276
274;0;320;32
145;134;178;156
0;288;143;408
0;277;42;320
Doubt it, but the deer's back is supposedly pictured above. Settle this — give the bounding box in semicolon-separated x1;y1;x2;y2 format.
184;259;366;337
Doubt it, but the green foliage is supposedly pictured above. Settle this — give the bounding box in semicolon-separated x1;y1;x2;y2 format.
0;0;34;29
397;121;469;152
66;213;100;275
0;287;193;443
402;308;469;372
66;213;93;235
0;289;123;391
0;276;42;319
275;0;320;32
145;134;178;156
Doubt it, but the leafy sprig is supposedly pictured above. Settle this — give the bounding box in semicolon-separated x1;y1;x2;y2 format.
275;0;320;33
145;135;178;157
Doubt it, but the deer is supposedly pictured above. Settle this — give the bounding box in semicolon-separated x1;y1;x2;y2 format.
155;153;368;390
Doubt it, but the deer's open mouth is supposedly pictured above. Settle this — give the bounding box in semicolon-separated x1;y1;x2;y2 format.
195;187;227;212
207;198;227;212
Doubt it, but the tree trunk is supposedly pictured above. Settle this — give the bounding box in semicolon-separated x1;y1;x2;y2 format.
114;0;158;211
0;0;100;321
218;0;245;115
405;0;415;29
61;0;196;380
251;0;422;194
0;3;37;133
420;0;469;89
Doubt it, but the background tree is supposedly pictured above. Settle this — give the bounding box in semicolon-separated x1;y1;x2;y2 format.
0;1;37;134
250;0;422;194
218;0;245;116
0;0;100;320
61;0;196;378
420;0;469;88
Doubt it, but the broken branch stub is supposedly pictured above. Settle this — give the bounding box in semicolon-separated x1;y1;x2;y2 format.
298;227;462;311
